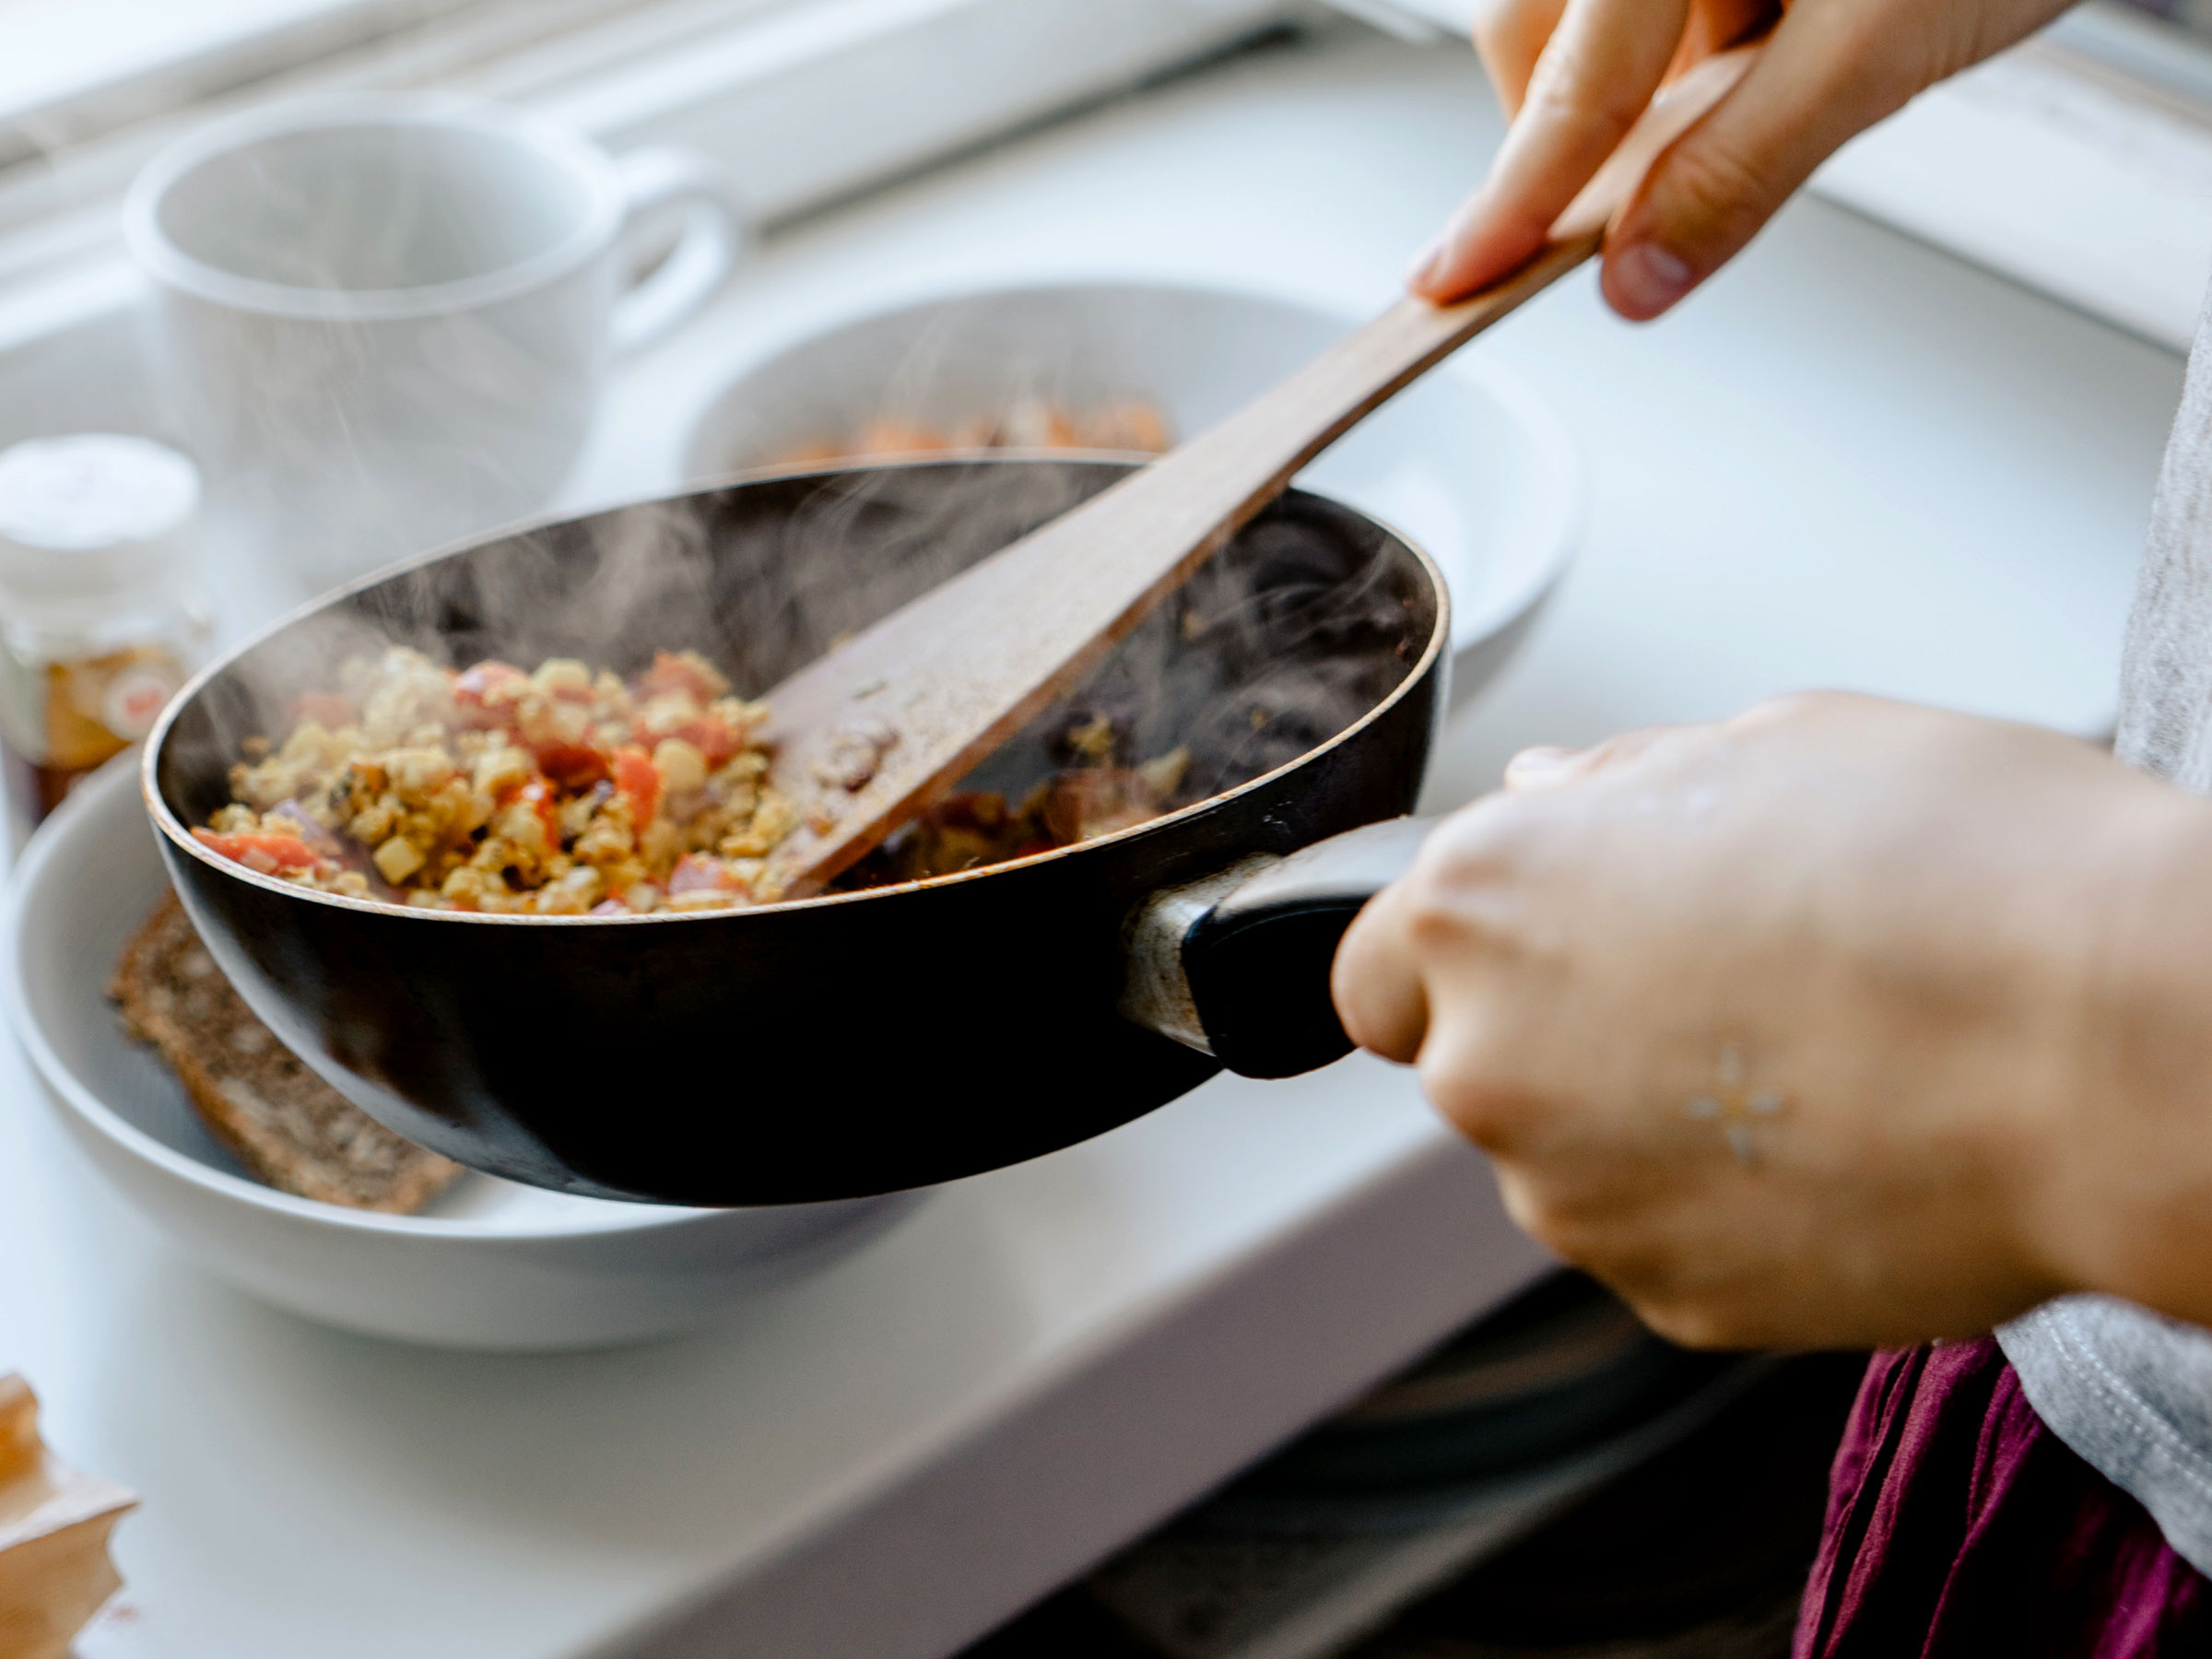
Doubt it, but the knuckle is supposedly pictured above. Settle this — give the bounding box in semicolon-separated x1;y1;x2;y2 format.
1401;883;1473;954
1761;688;1828;718
1738;688;1823;727
1737;688;1857;731
1468;0;1526;53
1419;1034;1524;1146
1524;49;1655;135
1636;1297;1757;1351
1578;724;1672;771
1493;1166;1567;1244
1631;1298;1720;1347
1804;6;1928;118
1396;854;1530;965
1421;796;1524;877
1648;136;1775;248
1391;857;1485;944
1496;1179;1636;1282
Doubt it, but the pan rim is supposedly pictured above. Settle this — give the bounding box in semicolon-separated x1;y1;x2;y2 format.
144;456;1451;926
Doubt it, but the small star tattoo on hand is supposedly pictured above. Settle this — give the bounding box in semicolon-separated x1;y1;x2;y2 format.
1687;1041;1788;1166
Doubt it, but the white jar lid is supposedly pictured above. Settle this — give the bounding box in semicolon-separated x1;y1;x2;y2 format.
0;435;200;600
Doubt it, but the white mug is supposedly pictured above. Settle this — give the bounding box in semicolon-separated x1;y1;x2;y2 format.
124;96;746;602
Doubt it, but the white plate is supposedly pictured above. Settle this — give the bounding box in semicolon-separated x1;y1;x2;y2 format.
2;759;919;1350
680;280;1583;707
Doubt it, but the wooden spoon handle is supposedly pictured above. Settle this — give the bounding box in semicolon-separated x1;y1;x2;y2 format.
758;48;1758;900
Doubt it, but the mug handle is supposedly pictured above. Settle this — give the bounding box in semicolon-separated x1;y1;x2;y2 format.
610;147;749;354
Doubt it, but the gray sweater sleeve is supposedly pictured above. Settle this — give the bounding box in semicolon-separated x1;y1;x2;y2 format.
1999;279;2212;1577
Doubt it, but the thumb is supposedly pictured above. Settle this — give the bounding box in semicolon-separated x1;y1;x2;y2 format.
1505;725;1678;791
1599;8;1915;319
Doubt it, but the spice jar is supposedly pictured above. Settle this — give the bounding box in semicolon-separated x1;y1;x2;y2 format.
0;435;210;847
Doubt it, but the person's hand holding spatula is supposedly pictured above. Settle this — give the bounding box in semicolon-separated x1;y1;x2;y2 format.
1411;0;2073;319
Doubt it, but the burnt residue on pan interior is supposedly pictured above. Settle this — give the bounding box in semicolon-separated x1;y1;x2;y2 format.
149;459;1445;1205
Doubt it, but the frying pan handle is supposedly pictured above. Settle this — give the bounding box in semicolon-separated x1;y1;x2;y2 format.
1121;816;1437;1079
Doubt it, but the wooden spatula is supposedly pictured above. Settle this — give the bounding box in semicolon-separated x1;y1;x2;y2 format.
756;48;1758;901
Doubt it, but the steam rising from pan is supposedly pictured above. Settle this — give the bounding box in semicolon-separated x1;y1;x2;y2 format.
144;457;1443;1202
168;458;1427;893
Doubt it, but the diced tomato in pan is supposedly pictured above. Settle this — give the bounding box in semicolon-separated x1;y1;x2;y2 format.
667;853;742;895
500;774;561;846
265;800;344;855
192;829;325;876
611;746;660;831
633;651;722;704
632;712;737;767
531;739;609;790
453;661;527;727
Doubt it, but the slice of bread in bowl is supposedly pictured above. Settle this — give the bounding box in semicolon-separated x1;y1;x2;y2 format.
110;895;459;1215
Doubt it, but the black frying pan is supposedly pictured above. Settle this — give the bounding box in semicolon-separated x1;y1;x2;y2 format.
145;457;1443;1206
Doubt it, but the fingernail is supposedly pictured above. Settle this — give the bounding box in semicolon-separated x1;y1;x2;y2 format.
1405;234;1447;291
1610;242;1695;316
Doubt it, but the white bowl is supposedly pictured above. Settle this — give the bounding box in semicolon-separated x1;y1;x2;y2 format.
2;759;919;1350
681;280;1583;705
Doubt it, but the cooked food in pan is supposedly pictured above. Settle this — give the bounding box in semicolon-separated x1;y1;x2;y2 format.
192;641;1199;913
196;646;795;914
841;713;1190;889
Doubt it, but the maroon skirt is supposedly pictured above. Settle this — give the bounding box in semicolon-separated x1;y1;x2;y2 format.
1795;1338;2212;1657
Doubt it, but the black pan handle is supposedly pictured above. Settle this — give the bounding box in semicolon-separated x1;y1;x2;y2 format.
1120;816;1436;1079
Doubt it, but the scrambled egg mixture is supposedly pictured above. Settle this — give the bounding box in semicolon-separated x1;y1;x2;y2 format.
194;647;796;913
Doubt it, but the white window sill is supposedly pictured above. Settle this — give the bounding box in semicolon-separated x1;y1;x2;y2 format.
0;0;456;141
0;0;1303;453
1812;6;2212;351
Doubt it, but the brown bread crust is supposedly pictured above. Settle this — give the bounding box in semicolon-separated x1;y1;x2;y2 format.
109;894;461;1214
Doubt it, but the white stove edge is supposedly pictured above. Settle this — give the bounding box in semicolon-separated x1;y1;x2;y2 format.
593;1135;1547;1659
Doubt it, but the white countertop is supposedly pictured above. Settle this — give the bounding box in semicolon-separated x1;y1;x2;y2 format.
0;25;2188;1659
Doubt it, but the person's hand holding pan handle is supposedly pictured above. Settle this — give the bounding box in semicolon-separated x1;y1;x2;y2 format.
1333;695;2212;1352
1412;0;2076;319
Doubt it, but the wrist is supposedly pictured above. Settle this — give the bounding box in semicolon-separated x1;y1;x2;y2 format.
2014;779;2212;1322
